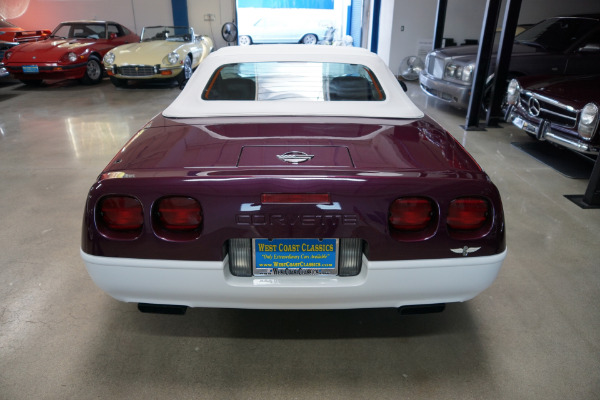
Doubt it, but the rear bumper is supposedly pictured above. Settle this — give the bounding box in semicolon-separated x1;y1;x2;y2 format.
419;72;471;109
506;106;599;155
81;248;507;310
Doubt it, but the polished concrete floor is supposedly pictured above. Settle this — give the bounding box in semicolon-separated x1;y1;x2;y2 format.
0;76;599;400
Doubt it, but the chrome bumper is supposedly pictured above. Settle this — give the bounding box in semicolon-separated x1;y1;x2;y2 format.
418;72;471;109
506;106;599;156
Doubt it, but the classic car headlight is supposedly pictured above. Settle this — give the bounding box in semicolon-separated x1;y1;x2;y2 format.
59;52;79;63
104;52;115;65
578;103;599;139
444;63;474;83
166;52;179;64
506;79;521;105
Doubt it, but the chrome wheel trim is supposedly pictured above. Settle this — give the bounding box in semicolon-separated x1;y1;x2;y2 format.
184;57;192;80
239;35;251;46
87;59;102;80
302;34;317;45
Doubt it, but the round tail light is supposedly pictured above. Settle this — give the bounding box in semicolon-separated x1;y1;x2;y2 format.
389;197;434;231
156;196;202;231
99;196;143;231
447;197;489;230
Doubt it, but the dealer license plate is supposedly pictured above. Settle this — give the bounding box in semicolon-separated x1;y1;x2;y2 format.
253;238;338;276
22;65;39;74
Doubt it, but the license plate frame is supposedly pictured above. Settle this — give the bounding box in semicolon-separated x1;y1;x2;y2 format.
253;238;338;276
22;65;39;74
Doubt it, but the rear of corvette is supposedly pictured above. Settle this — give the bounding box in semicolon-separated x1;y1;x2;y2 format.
81;114;506;310
81;45;506;311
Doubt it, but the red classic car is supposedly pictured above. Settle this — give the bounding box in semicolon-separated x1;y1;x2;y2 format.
0;18;50;43
505;74;600;155
81;45;507;314
3;20;139;85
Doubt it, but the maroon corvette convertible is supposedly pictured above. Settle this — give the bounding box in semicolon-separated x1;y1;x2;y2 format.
81;45;506;313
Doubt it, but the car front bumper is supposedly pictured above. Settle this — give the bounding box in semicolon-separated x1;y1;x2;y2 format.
5;62;87;80
108;64;184;80
81;248;507;310
506;106;599;155
419;72;471;109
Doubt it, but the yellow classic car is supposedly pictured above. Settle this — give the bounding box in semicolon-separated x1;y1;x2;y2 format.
103;26;213;86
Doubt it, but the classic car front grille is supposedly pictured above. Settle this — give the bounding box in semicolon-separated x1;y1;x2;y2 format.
426;55;445;79
518;91;578;128
117;65;156;77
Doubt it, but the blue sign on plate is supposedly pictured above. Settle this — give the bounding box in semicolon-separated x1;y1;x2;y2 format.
22;65;39;74
253;238;338;276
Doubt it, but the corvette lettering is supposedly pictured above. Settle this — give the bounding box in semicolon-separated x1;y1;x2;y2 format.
236;214;358;226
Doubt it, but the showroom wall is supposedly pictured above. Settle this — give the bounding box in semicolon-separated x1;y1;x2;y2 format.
7;0;235;49
5;0;600;71
381;0;600;77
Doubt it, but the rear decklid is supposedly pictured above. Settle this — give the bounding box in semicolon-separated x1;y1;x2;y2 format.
103;115;483;177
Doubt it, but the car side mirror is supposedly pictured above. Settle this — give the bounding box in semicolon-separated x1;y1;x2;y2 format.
578;43;600;53
110;33;118;40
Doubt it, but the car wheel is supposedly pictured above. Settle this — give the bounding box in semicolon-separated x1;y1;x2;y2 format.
81;56;103;85
177;56;193;87
301;34;318;45
109;76;127;87
238;35;252;46
481;78;512;117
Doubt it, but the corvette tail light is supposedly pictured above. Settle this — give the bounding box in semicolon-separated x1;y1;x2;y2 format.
99;196;143;230
389;197;434;231
156;196;202;231
447;197;489;230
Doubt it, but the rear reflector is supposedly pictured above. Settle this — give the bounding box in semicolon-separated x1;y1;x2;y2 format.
99;196;143;230
339;238;363;276
389;197;434;231
229;238;252;277
156;197;202;231
447;197;489;230
261;193;331;204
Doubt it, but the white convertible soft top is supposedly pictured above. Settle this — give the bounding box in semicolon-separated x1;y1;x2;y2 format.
162;44;424;119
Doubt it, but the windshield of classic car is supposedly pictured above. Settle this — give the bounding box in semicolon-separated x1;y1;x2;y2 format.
202;62;385;101
51;23;106;39
141;26;192;42
515;17;598;52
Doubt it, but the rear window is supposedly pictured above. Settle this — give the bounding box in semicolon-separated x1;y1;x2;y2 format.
202;62;385;101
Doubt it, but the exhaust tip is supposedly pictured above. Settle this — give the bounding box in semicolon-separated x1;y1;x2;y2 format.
398;303;446;315
137;303;188;315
